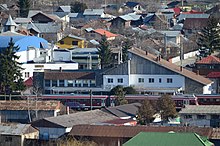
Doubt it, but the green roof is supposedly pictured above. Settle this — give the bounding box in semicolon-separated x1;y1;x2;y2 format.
123;132;214;146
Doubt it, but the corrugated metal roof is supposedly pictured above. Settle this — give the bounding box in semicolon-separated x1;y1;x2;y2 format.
179;105;220;114
123;132;212;146
178;14;210;21
83;9;104;16
34;23;62;33
71;47;98;53
0;123;33;135
14;17;32;24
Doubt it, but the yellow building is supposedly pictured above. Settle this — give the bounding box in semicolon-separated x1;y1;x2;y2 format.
56;34;86;49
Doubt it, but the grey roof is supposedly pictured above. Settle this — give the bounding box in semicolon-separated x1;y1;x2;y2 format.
44;109;117;128
85;27;94;32
119;13;142;21
54;12;69;18
178;14;210;21
0;4;8;11
5;15;17;26
102;103;141;118
68;13;80;18
171;24;183;31
33;23;62;33
0;123;33;135
83;9;104;16
57;6;71;13
27;22;41;33
89;39;99;45
28;10;42;18
71;47;98;54
159;30;181;37
14;18;32;24
179;105;220;114
67;34;86;40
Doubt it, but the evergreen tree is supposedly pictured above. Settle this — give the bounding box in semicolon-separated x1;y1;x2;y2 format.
137;99;155;125
18;0;30;17
157;94;177;121
98;35;113;69
123;86;138;94
0;38;25;95
70;1;87;13
122;38;132;62
110;85;128;106
197;16;220;57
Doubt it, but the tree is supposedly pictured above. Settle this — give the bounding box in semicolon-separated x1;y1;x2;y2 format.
0;38;25;97
110;85;128;106
70;1;87;13
98;35;113;69
157;94;177;121
123;86;138;94
18;0;30;17
121;38;132;62
137;99;155;125
197;16;220;57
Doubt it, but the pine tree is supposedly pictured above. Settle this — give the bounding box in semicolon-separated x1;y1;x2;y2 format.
18;0;30;17
0;38;25;96
197;16;220;57
110;85;128;106
157;94;177;121
137;99;155;125
122;38;132;62
98;35;113;69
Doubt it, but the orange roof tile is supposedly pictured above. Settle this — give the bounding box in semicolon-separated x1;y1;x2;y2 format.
94;29;118;38
196;55;220;64
129;48;212;85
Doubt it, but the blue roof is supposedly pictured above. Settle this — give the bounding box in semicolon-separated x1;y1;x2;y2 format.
0;36;48;52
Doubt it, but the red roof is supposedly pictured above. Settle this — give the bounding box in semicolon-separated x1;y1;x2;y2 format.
182;10;204;14
171;7;181;15
207;72;220;78
94;29;118;38
24;77;33;87
196;56;220;64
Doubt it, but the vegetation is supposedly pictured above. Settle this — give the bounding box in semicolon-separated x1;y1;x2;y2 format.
197;16;220;57
70;1;88;13
110;86;128;106
0;38;25;96
122;38;132;62
18;0;30;17
98;35;113;69
157;94;177;121
137;99;155;124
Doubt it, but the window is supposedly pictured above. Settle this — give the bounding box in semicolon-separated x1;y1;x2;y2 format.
25;72;30;78
52;80;57;87
5;136;12;142
184;115;192;119
67;80;73;87
83;80;89;87
149;78;154;83
159;78;162;83
90;80;96;87
72;41;78;45
197;115;206;119
108;78;113;83
45;80;50;87
59;80;64;87
118;78;123;83
75;80;82;87
138;78;144;83
60;40;64;44
167;78;173;83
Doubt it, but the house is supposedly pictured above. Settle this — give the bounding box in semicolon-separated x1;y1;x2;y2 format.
143;13;169;30
0;34;49;63
0;123;39;146
123;132;214;146
83;9;105;21
159;30;181;44
102;48;212;94
31;109;117;140
54;6;71;23
193;55;220;76
0;100;61;123
180;105;220;127
177;13;210;22
2;14;17;32
56;34;86;49
28;11;61;23
123;1;145;13
55;6;71;13
68;124;213;146
85;28;118;41
207;72;220;94
183;18;209;37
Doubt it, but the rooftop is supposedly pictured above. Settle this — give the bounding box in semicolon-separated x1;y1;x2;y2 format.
196;55;220;64
180;105;220;114
0;123;37;135
94;29;117;38
83;9;104;16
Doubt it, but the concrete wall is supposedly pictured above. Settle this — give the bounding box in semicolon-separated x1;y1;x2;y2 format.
170;50;198;63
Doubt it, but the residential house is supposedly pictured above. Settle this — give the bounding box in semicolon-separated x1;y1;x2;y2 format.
207;72;220;94
102;48;212;94
54;6;71;23
119;1;145;14
180;105;220;127
68;125;213;146
31;109;117;140
183;18;209;37
2;14;17;32
0;123;39;146
83;9;105;21
68;12;84;23
0;100;61;123
28;11;61;23
84;28;118;41
193;55;220;76
123;132;214;146
143;13;169;30
14;18;32;27
55;5;71;13
177;14;210;22
0;33;49;63
56;34;86;49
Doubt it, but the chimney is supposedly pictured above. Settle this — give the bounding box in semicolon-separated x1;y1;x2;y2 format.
145;51;148;55
59;67;62;72
157;55;161;62
180;66;183;72
196;70;199;75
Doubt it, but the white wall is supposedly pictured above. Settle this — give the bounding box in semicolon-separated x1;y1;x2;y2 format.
22;63;78;80
170;50;199;63
103;75;129;89
203;83;213;94
53;51;71;62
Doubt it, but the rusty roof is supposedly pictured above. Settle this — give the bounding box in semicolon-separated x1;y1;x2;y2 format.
68;125;213;138
196;55;220;64
0;100;60;110
44;71;95;80
129;48;212;85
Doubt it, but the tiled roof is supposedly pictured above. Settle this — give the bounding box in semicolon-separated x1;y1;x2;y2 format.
68;125;212;138
94;29;118;38
0;100;60;110
44;71;95;80
196;55;220;64
207;72;220;78
129;48;212;85
179;105;220;114
0;123;37;135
